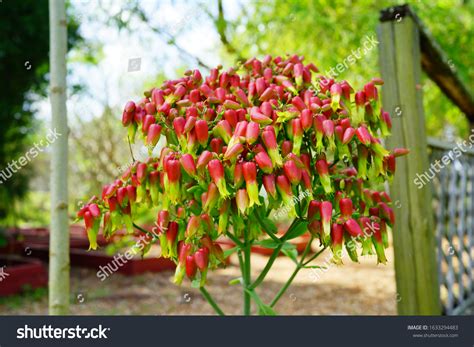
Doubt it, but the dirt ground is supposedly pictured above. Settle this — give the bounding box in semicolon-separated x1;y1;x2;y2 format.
0;248;397;315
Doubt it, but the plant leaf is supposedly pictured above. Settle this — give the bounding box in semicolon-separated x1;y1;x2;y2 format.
223;246;238;258
284;221;308;240
282;246;298;264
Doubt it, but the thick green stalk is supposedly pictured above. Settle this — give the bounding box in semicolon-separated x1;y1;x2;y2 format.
249;218;300;290
199;287;225;316
270;237;326;308
243;228;251;315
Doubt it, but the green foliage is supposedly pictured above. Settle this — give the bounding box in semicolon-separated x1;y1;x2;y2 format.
228;0;473;138
0;0;81;222
0;286;47;310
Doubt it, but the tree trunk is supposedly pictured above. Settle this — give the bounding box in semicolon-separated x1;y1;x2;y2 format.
49;0;69;315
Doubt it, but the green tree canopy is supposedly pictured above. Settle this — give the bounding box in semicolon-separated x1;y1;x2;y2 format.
0;0;81;220
221;0;473;138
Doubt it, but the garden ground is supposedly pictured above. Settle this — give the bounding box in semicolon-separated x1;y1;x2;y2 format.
0;248;397;315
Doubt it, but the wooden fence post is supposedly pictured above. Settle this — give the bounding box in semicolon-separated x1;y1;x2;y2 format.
377;10;441;314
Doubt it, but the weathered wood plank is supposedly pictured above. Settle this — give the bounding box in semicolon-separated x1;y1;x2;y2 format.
378;15;441;314
380;4;474;121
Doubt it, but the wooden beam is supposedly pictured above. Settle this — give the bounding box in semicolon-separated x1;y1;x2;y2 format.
380;4;474;122
377;14;441;314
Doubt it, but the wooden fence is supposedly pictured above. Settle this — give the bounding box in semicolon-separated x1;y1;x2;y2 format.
377;4;474;315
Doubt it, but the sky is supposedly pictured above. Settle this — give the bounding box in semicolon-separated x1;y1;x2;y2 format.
38;0;246;124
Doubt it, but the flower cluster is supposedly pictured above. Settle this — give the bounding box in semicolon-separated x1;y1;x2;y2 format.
78;54;408;285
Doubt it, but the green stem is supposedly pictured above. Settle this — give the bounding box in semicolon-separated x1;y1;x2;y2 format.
199;287;225;316
270;265;300;308
243;228;251;315
133;223;155;237
270;236;322;308
227;232;244;248
302;245;327;266
249;219;300;290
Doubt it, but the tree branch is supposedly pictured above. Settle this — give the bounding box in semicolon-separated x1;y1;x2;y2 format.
215;0;243;61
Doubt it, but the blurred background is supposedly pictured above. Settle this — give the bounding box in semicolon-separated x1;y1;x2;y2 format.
0;0;472;314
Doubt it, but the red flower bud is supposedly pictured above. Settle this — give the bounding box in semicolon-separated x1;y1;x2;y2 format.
355;91;366;107
180;154;196;176
214;120;232;144
283;160;302;185
184;116;196;133
186;254;197;279
379;202;395;226
316;159;332;193
208;159;230;197
204;182;219;211
393;148;410;157
195;119;209;146
330;223;344;264
235;88;250;106
322;119;335;137
189;89;200;103
166;221;179;244
246;121;260;144
194;247;210;271
186;215;201;238
124;101;136;114
196;150;213;171
339;198;353;219
250;110;272;125
166;159;181;183
254;150;273;174
236;188;250;215
307;200;321;222
344;218;363;238
263;174;277;199
234;161;244;187
342;127;356;145
88;203;100;218
320;201;332;238
178;243;192;266
224;143;244;161
276;174;293;204
243;161;260;206
122;111;133;127
157;210;170;234
291;96;306;111
281;140;293;157
300;109;312;131
355;126;371;145
84;211;94;229
173;117;186;138
386;154;396;174
262;128;282;167
224;109;238;128
137;163;148;183
147;124;162;146
142;114;155;133
117;187;128;207
364;82;378;100
126;185;136;203
210;138;224;154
